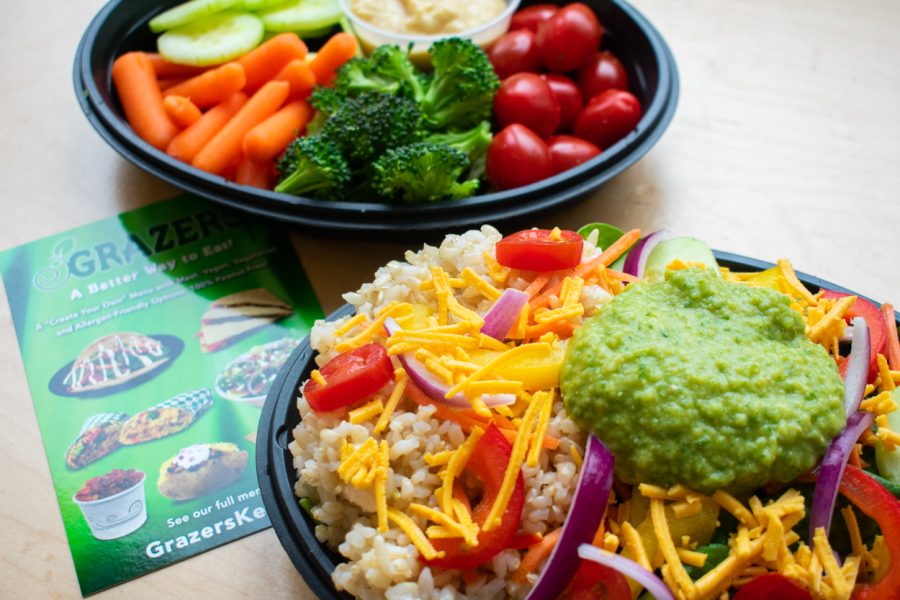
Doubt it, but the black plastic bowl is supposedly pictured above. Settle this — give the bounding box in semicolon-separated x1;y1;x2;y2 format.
256;251;899;599
74;0;678;236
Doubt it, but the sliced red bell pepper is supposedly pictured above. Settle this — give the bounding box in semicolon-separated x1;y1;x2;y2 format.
558;560;630;600
821;290;887;382
733;573;812;600
424;424;525;569
840;466;900;600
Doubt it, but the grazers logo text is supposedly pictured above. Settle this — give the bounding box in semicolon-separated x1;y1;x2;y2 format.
32;209;242;291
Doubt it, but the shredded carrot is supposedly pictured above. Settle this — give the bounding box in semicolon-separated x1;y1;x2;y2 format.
524;320;574;340
883;303;900;370
531;229;641;309
848;444;862;468
512;528;562;583
606;268;640;283
524;273;552;299
406;380;559;450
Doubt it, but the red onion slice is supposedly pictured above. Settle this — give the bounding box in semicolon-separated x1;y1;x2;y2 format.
525;435;614;600
843;317;869;416
622;229;668;278
481;288;529;341
383;317;515;409
577;544;676;600
809;410;875;542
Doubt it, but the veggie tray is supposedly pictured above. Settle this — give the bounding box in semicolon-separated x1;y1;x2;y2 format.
257;226;900;600
74;0;677;235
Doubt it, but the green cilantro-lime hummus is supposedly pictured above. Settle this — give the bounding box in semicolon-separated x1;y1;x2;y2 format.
560;267;845;493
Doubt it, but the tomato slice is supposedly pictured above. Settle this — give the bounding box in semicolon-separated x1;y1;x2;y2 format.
495;229;583;271
424;424;525;569
559;560;631;600
821;290;887;381
303;343;394;412
733;573;812;600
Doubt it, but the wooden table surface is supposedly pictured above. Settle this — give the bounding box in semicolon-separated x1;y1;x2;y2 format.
1;0;898;598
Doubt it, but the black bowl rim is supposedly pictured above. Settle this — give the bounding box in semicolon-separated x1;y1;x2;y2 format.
256;249;900;599
73;0;679;233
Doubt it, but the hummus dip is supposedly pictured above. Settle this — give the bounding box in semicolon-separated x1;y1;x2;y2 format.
350;0;507;36
560;267;846;494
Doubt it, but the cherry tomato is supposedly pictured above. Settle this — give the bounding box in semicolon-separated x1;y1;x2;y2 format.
536;3;603;73
509;4;559;33
559;561;631;600
495;228;584;271
486;124;553;190
547;135;601;174
489;29;542;80
425;425;525;569
540;74;584;132
733;573;813;600
577;50;629;100
573;89;642;149
303;343;393;413
494;73;561;137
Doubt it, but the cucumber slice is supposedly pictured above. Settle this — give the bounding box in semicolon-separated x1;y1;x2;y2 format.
875;391;900;483
158;12;265;66
259;0;342;33
242;0;292;11
644;237;719;283
149;0;242;33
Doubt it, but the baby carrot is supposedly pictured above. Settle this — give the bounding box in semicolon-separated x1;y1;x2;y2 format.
167;92;247;163
237;33;308;92
162;95;202;129
158;77;187;91
111;52;179;150
145;52;209;78
234;155;274;189
193;80;290;175
242;99;312;162
308;32;358;84
164;63;247;109
274;59;316;99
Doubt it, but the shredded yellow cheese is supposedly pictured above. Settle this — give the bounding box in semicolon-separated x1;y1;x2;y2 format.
650;498;697;597
409;503;475;546
712;490;758;528
386;509;443;560
445;342;551;399
441;427;484;516
349;398;384;424
526;389;554;468
373;369;407;435
460;267;502;300
676;547;709;568
569;444;583;468
878;354;896;392
374;440;389;532
333;312;368;337
336;302;414;351
621;521;652;570
671;500;703;519
483;386;543;531
310;369;326;386
807;295;856;344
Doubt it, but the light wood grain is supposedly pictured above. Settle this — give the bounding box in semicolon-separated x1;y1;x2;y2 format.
1;0;898;598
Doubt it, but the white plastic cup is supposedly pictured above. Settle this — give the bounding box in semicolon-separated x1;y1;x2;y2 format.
337;0;521;66
73;471;148;540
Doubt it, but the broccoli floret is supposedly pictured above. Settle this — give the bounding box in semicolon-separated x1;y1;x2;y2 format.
373;142;480;203
333;45;426;103
322;92;422;164
420;38;500;131
274;135;350;198
306;86;346;136
333;57;401;96
423;120;492;163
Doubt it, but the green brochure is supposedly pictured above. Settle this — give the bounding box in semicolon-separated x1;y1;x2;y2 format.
0;195;323;595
